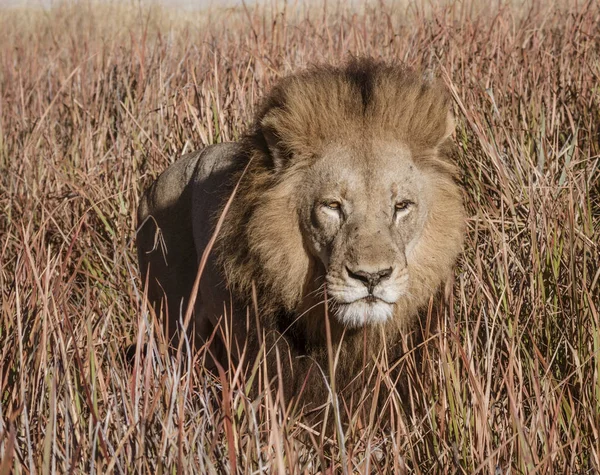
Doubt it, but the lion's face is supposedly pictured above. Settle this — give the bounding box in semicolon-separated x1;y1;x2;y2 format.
298;141;429;327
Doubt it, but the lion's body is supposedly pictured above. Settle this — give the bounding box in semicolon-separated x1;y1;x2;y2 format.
137;59;465;408
137;143;245;349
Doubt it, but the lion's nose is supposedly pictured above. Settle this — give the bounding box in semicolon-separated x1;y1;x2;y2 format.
346;266;393;293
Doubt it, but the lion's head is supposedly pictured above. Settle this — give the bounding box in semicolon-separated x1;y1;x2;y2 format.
218;59;464;334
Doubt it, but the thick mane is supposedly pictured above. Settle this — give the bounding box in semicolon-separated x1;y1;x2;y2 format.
216;59;463;337
252;58;455;164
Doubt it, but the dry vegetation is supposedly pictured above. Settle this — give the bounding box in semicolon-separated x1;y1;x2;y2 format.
1;0;599;472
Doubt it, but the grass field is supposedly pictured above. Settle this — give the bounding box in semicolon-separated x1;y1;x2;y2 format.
1;0;599;472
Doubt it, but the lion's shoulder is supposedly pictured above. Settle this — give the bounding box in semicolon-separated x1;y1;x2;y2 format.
192;142;245;186
190;142;246;253
137;142;243;224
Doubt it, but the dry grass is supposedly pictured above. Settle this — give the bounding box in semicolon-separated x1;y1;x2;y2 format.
1;0;599;472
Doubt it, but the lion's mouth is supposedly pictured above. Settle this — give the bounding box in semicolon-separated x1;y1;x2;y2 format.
362;295;378;304
348;294;396;305
326;280;403;307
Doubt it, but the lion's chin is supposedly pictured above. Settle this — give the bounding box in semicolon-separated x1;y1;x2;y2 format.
334;299;394;328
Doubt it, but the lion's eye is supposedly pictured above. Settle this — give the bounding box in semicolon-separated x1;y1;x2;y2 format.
324;201;342;211
395;200;413;212
394;201;414;221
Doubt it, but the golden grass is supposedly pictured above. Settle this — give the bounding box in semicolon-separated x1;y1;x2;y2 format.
1;0;599;472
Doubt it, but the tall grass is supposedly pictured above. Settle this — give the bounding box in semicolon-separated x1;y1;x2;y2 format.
1;0;599;472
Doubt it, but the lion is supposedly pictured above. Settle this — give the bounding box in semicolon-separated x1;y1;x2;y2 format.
137;58;465;410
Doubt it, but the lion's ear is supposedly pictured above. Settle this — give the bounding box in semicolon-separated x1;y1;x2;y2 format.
440;110;455;144
262;127;289;170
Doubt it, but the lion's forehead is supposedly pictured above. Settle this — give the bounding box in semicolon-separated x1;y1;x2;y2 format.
305;142;426;199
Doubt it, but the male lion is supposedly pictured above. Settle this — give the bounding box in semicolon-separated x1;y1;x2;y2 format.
137;59;465;408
